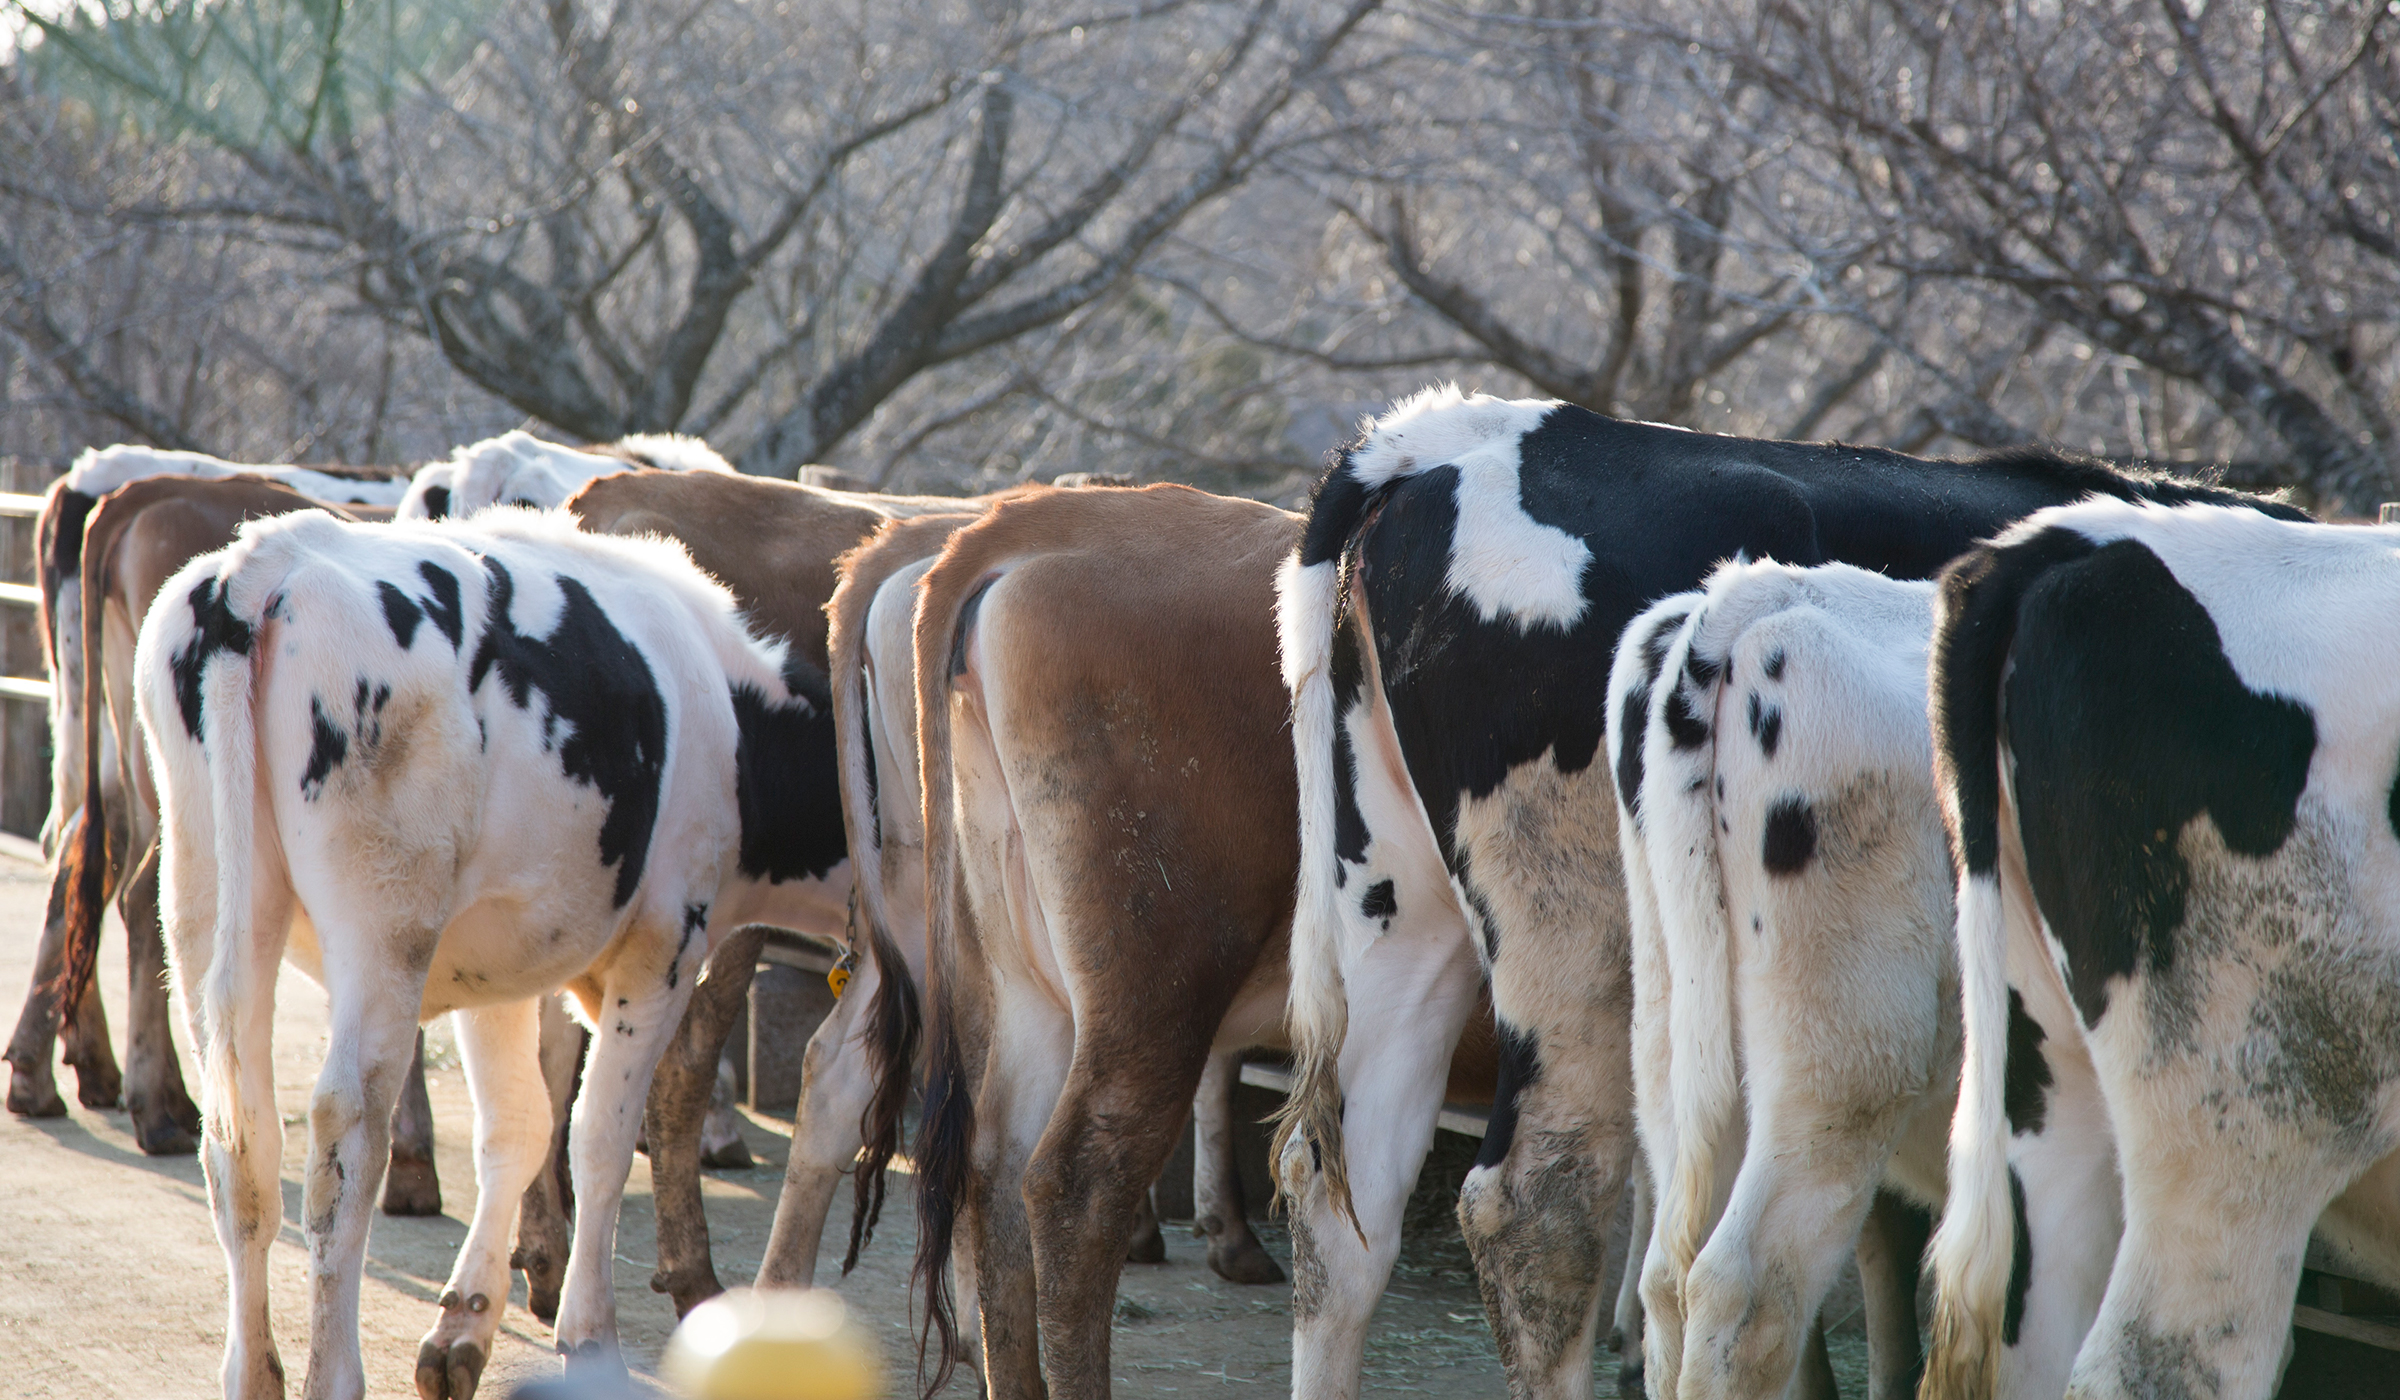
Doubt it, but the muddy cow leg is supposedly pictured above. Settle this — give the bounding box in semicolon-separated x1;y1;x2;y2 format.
383;1029;443;1216
1025;1023;1219;1400
643;924;765;1318
514;994;584;1324
5;854;78;1119
120;841;200;1154
1194;1046;1281;1284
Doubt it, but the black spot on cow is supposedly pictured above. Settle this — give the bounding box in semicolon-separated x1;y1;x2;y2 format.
1664;682;1709;751
421;485;452;520
1359;879;1397;928
1684;647;1719;689
416;563;464;649
2003;1167;2032;1346
1475;1020;1541;1171
2388;739;2400;847
1329;618;1371;875
378;582;422;649
666;903;708;990
1762;798;1816;875
302;695;347;796
1615;609;1689;822
1762;648;1786;681
170;576;254;741
1758;707;1781;760
2001;537;2317;1026
732;660;848;884
2004;988;2053;1137
467;559;665;908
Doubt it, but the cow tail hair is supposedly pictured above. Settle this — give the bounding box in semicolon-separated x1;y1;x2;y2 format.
48;487;124;1027
907;541;1002;1400
1645;603;1739;1299
1922;542;2035;1400
1267;541;1363;1232
826;527;925;1276
193;575;263;1152
37;483;97;857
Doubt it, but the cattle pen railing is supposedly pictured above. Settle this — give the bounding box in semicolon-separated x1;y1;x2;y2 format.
0;485;51;855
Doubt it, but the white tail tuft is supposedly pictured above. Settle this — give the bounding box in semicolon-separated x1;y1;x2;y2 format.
1922;872;2015;1400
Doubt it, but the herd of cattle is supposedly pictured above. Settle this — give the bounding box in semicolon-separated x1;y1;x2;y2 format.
3;387;2396;1400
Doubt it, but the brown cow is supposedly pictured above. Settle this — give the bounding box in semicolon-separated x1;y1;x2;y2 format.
908;484;1303;1400
756;509;1286;1295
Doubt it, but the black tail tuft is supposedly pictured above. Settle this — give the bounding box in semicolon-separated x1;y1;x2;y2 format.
843;896;922;1275
910;1009;975;1398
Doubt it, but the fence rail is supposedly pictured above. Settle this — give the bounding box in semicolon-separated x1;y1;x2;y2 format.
0;489;43;707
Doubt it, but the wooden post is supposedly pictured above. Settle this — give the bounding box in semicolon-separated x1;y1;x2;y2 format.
2380;502;2400;524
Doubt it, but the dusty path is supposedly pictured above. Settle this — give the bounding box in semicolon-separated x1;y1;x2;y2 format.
0;846;1559;1398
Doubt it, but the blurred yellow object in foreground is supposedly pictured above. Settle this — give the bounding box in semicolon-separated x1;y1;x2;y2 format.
661;1288;882;1400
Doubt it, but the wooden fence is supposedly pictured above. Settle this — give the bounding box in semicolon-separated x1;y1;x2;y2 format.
0;461;59;846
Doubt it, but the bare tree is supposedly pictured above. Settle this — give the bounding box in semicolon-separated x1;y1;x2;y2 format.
1706;0;2400;509
9;0;1385;474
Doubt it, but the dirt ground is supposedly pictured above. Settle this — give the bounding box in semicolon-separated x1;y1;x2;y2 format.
0;843;1871;1398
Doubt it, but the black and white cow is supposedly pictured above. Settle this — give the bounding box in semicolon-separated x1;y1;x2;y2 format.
396;430;729;520
130;507;834;1400
1607;560;1955;1400
1272;387;2304;1399
1924;500;2400;1400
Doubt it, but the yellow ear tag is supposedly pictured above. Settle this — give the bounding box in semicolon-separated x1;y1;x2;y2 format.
827;966;851;999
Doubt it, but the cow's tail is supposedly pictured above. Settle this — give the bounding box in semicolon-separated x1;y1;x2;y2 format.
48;485;129;1024
37;480;98;856
908;526;1012;1399
1922;539;2035;1400
1268;459;1374;1231
1642;599;1741;1293
824;522;937;1276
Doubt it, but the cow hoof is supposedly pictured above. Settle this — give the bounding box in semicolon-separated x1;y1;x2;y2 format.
414;1338;487;1399
383;1156;443;1216
651;1264;724;1319
69;1057;122;1110
1606;1325;1623;1353
1124;1220;1167;1264
700;1136;753;1170
559;1337;620;1372
1615;1358;1644;1398
1205;1235;1285;1285
129;1099;198;1156
511;1245;565;1324
5;1063;66;1119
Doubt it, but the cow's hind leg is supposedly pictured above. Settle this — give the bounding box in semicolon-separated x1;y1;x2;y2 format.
514;995;583;1324
643;924;764;1317
1675;1078;1896;1400
383;1030;442;1215
1195;1046;1281;1284
756;951;878;1288
1855;1191;1930;1400
120;842;201;1154
416;999;550;1400
961;981;1075;1400
553;922;705;1372
6;867;78;1119
1023;1024;1214;1400
1283;928;1479;1400
1607;1169;1649;1395
302;964;427;1400
1454;760;1638;1400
